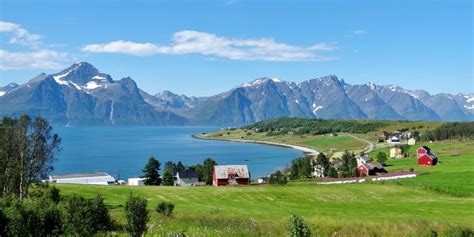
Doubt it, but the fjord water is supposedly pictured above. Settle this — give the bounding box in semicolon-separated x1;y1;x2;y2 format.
53;126;302;180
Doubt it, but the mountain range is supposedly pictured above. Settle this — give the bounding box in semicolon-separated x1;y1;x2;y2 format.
1;61;473;126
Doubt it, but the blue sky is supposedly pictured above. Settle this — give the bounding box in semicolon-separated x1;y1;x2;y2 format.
0;0;472;96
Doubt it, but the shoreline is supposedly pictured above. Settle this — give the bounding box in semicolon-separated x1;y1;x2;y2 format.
192;134;320;157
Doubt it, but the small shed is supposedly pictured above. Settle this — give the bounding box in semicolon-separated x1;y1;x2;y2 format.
417;146;438;166
49;172;116;185
407;138;416;145
175;170;199;186
390;147;403;158
213;165;250;186
357;162;387;176
128;177;145;186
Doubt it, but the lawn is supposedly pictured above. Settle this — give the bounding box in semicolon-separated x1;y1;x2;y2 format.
57;140;474;236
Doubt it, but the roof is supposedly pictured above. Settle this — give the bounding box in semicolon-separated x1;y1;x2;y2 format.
50;172;113;180
177;170;199;179
421;146;431;151
214;165;249;179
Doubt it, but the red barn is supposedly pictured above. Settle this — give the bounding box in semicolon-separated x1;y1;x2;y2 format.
417;146;438;166
213;165;250;186
357;162;387;176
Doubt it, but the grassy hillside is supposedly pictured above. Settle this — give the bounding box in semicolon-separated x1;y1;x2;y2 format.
58;139;474;236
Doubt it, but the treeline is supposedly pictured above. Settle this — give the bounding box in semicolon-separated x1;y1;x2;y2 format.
245;117;385;136
269;152;358;185
423;122;474;141
142;157;217;186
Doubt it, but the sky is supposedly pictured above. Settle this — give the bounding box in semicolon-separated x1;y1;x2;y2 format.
0;0;472;96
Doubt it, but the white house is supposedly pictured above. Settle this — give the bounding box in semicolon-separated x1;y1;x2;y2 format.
128;177;145;186
48;172;115;185
175;170;199;186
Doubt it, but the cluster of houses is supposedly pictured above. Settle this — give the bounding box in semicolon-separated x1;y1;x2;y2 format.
47;165;251;187
380;130;417;145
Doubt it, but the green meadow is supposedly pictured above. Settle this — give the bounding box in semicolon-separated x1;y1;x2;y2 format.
58;139;474;236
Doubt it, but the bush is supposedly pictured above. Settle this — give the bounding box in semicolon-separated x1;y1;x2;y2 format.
269;171;288;185
286;214;312;237
61;194;112;236
4;200;42;237
327;167;338;178
156;201;175;217
0;209;7;236
125;195;148;237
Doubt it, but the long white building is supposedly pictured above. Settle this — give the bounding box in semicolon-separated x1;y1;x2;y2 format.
48;172;116;185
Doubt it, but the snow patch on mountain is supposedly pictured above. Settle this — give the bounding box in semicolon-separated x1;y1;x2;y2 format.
0;91;5;96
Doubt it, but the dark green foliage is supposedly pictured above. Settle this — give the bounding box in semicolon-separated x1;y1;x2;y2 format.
0;115;61;199
125;195;149;237
4;199;42;237
142;156;161;185
61;194;112;236
162;170;174;186
155;201;175;217
246;117;384;136
423;122;474;141
0;208;7;237
269;171;288;185
202;158;217;185
376;152;388;164
289;157;313;180
286;214;312;237
315;153;330;176
339;151;357;178
444;227;474;237
327;167;338;178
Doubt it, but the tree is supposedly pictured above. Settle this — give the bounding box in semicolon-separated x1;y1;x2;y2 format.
202;158;217;185
142;156;161;185
327;167;338;178
376;152;388;165
0;115;61;199
125;195;148;237
286;214;312;237
91;194;112;232
339;151;357;178
269;171;288;185
175;161;185;174
163;161;176;176
162;170;174;186
315;153;330;176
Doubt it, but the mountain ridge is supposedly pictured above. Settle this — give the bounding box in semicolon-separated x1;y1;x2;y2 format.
1;62;473;126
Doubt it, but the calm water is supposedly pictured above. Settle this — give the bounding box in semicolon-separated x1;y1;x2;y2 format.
53;126;302;180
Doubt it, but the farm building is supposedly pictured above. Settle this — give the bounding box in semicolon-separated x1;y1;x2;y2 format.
356;155;387;176
380;131;389;140
407;138;417;145
175;170;199;186
213;165;250;186
48;172;115;185
357;162;387;176
390;147;404;158
128;177;145;186
417;146;438;166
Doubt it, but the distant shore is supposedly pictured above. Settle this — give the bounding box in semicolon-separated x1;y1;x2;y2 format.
192;134;320;157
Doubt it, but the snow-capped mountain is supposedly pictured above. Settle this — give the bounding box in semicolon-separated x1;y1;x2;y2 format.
1;61;472;126
0;61;186;126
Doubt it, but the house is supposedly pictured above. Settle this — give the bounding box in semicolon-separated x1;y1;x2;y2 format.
48;172;116;185
257;177;269;184
417;146;438;166
313;165;325;177
380;131;390;140
128;177;145;186
407;138;416;145
213;165;250;186
388;135;401;144
175;170;199;186
357;162;387;176
390;147;404;158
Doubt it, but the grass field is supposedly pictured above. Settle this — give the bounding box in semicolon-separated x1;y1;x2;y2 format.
57;139;474;236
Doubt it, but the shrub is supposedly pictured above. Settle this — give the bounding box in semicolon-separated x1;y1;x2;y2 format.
327;167;338;178
61;194;112;236
269;171;288;185
125;195;148;237
156;201;175;217
0;209;7;236
286;214;312;237
4;200;42;237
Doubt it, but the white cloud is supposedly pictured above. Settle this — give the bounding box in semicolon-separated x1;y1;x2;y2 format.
352;30;368;35
0;21;68;70
0;49;67;69
82;30;337;61
0;21;42;47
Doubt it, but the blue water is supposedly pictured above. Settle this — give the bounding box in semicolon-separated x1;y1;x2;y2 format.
53;126;302;180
